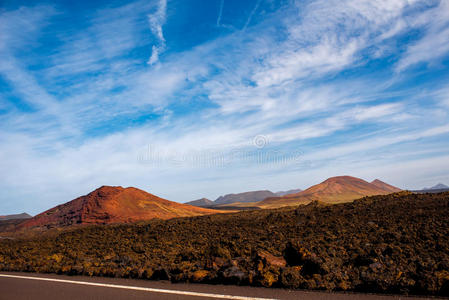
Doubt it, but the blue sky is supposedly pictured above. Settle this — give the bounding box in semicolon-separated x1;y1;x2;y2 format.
1;0;449;215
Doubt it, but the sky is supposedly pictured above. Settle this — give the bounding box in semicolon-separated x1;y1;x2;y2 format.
1;0;449;215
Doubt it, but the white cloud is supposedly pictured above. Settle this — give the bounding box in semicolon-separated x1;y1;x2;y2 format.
248;0;431;88
351;103;403;121
305;124;449;163
147;0;167;65
436;87;449;108
268;103;404;143
148;45;160;65
396;0;449;71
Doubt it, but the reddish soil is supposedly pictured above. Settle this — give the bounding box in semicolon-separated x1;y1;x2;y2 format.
259;176;401;207
19;186;221;229
370;179;402;193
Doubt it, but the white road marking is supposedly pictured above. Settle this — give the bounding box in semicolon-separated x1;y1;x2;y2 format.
0;274;278;300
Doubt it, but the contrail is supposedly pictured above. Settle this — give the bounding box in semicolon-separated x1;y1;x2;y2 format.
217;0;224;26
243;0;261;30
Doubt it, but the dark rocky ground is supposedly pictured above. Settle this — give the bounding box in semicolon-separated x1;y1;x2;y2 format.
0;218;27;233
1;191;448;296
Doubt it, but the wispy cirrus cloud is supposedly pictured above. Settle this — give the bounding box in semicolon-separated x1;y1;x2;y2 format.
396;0;449;71
147;0;167;64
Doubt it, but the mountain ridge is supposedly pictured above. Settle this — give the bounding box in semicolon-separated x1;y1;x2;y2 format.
370;179;402;193
426;183;449;190
188;188;304;207
214;190;276;205
274;189;303;196
255;176;401;208
185;198;215;207
0;213;32;221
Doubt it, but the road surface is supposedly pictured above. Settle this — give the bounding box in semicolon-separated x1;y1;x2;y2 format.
0;272;428;300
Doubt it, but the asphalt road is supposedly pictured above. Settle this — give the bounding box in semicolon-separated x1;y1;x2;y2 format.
0;272;429;300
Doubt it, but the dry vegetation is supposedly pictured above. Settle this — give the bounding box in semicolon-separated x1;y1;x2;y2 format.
1;191;448;296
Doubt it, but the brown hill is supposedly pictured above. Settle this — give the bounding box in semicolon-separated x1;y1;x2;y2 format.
371;179;402;193
274;189;302;196
215;190;276;205
185;198;215;207
0;213;32;221
19;186;221;230
257;176;399;208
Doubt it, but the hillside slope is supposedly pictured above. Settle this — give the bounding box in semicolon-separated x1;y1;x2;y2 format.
185;198;215;207
0;213;32;221
371;179;402;193
214;190;276;205
427;183;449;190
19;186;221;229
258;176;400;208
275;189;302;196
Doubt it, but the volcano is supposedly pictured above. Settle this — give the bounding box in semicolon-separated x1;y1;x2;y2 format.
19;186;221;229
257;176;401;208
370;179;402;193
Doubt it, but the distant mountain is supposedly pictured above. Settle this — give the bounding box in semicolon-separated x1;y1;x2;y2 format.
185;198;215;207
274;189;302;197
19;186;221;230
0;213;32;221
414;183;449;193
371;179;402;193
214;190;276;205
427;183;449;190
257;176;401;208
